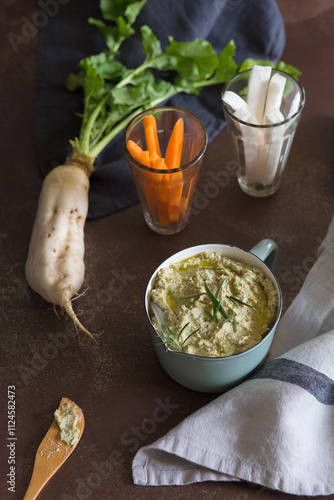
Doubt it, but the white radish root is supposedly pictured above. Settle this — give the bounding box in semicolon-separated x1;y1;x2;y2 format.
25;159;95;340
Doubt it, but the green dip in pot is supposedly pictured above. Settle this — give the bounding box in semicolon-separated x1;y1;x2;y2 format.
150;251;278;358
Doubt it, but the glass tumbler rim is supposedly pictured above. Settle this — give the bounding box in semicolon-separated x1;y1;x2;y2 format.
122;105;208;174
221;68;306;129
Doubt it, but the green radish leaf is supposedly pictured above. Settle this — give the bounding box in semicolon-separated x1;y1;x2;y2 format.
238;58;301;80
166;37;218;83
141;25;163;61
208;40;238;84
100;0;147;23
88;17;134;53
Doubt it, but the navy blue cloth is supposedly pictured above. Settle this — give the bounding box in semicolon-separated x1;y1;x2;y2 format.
34;0;285;219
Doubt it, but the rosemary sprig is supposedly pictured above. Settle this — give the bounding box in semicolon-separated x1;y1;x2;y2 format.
204;308;215;321
159;323;199;352
226;296;254;309
226;296;239;308
216;278;227;297
233;313;237;333
204;281;230;320
213;279;226;322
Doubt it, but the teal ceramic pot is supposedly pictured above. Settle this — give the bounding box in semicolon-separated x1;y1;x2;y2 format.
145;240;282;393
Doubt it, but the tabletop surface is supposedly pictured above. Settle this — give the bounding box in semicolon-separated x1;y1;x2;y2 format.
1;1;334;499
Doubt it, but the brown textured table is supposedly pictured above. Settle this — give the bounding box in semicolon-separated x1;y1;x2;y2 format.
1;1;334;499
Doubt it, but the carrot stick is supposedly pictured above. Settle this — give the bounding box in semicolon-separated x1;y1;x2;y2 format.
150;155;170;227
127;140;145;163
150;152;161;169
128;118;188;228
140;150;151;168
151;155;166;170
165;117;184;169
143;114;161;157
127;140;156;218
165;118;185;224
180;177;194;219
127;139;153;169
169;173;184;224
180;142;196;219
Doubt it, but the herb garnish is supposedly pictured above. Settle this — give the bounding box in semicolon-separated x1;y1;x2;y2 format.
226;296;254;309
233;313;237;333
159;323;199;352
226;296;239;308
204;281;255;333
204;281;230;321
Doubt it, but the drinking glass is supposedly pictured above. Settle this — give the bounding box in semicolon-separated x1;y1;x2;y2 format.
123;106;207;234
222;69;305;197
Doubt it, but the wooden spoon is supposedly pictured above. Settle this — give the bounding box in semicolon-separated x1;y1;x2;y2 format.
23;397;85;500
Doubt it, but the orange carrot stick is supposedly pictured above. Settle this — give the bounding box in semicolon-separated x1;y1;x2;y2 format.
126;140;143;160
127;140;156;219
140;150;151;168
169;173;184;224
165;118;184;169
179;141;196;219
164;118;185;224
150;155;170;227
143;114;161;157
150;152;161;169
151;156;165;170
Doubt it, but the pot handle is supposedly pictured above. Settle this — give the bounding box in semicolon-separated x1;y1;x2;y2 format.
250;239;278;272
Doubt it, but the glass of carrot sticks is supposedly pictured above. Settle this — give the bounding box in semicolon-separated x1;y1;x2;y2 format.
222;66;305;197
123;106;207;235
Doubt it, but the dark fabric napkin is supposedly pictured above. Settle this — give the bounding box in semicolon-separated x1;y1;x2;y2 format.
34;0;285;219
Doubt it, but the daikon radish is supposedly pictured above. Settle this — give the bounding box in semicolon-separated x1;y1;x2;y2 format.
233;107;260;185
25;160;95;339
287;92;301;119
255;143;270;186
247;65;272;124
265;108;285;185
256;93;286;186
231;104;269;186
264;72;286;116
222;91;250;114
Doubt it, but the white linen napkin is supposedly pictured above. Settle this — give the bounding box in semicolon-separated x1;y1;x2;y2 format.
132;216;334;496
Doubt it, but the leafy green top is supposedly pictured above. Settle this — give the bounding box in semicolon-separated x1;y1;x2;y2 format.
67;0;300;168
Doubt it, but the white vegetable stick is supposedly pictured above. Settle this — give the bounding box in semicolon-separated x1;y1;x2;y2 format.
247;65;272;124
222;91;250;114
233;106;252;123
265;108;285;185
287;92;301;118
264;73;286;116
254;143;270;186
265;108;285;138
234;107;258;185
